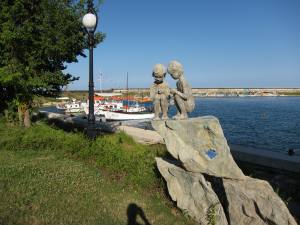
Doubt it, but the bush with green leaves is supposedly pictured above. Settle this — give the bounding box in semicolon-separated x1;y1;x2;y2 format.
0;0;105;126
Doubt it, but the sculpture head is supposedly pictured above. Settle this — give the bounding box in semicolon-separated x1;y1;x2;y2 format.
167;60;183;80
152;64;166;84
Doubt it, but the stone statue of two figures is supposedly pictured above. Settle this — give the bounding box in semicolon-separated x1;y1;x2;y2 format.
150;61;195;120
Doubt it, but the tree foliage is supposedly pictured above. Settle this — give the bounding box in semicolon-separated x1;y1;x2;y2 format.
0;0;105;126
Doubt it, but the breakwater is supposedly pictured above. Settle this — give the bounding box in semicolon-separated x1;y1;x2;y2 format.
111;87;300;96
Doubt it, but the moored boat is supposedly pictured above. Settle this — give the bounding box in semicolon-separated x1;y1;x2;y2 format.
65;99;87;114
84;93;154;121
56;98;87;114
101;110;154;121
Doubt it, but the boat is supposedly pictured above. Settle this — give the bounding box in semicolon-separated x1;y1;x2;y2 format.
55;97;70;109
84;73;154;121
64;99;87;114
101;110;154;121
85;71;154;121
93;94;123;111
84;93;154;121
56;98;87;114
135;97;152;103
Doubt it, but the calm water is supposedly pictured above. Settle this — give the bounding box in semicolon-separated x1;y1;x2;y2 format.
43;97;300;153
170;97;300;153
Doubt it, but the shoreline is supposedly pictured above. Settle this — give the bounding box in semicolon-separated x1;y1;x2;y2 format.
38;110;300;173
39;107;300;155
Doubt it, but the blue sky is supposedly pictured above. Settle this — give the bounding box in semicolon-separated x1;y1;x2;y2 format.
66;0;300;90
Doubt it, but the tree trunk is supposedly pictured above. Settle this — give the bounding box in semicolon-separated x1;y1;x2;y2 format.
18;105;23;126
23;108;31;128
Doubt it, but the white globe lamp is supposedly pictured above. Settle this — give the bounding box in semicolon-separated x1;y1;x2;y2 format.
82;13;97;32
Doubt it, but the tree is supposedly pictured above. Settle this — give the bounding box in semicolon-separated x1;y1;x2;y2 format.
0;0;105;127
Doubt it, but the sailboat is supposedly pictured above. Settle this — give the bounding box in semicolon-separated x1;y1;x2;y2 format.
85;73;154;121
100;72;154;121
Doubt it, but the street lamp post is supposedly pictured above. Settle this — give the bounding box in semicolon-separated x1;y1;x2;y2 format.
82;0;98;139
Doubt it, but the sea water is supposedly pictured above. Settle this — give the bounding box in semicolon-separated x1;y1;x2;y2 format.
175;97;300;153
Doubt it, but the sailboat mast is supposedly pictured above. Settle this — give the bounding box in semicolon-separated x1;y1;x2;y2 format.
100;72;102;93
126;72;129;112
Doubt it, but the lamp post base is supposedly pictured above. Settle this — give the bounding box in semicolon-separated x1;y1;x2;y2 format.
85;124;97;140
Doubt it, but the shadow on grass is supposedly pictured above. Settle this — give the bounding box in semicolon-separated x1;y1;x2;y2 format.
127;203;151;225
32;112;110;136
46;118;86;133
32;112;84;133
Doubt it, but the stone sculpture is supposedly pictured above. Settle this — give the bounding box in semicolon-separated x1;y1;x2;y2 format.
167;60;195;120
150;64;170;120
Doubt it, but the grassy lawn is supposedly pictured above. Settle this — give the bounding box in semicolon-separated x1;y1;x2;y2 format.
0;120;196;225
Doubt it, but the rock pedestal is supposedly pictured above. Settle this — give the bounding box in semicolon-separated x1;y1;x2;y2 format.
152;117;297;225
152;116;245;179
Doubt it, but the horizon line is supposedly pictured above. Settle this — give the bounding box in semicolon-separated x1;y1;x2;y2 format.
66;87;300;91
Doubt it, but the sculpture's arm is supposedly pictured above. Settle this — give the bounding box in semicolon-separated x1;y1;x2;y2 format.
150;85;156;100
164;86;171;97
172;89;188;100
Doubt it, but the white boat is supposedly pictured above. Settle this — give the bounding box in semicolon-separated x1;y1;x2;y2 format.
85;72;154;121
87;106;154;121
64;99;87;114
84;93;124;115
55;97;70;109
85;102;154;121
84;93;154;121
101;110;154;121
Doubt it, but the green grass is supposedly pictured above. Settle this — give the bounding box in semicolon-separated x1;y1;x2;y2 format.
0;119;196;225
0;120;166;189
278;92;300;96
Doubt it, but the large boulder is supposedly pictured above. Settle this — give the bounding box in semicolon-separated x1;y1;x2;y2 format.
156;157;228;225
153;117;297;225
222;177;297;225
152;116;245;179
